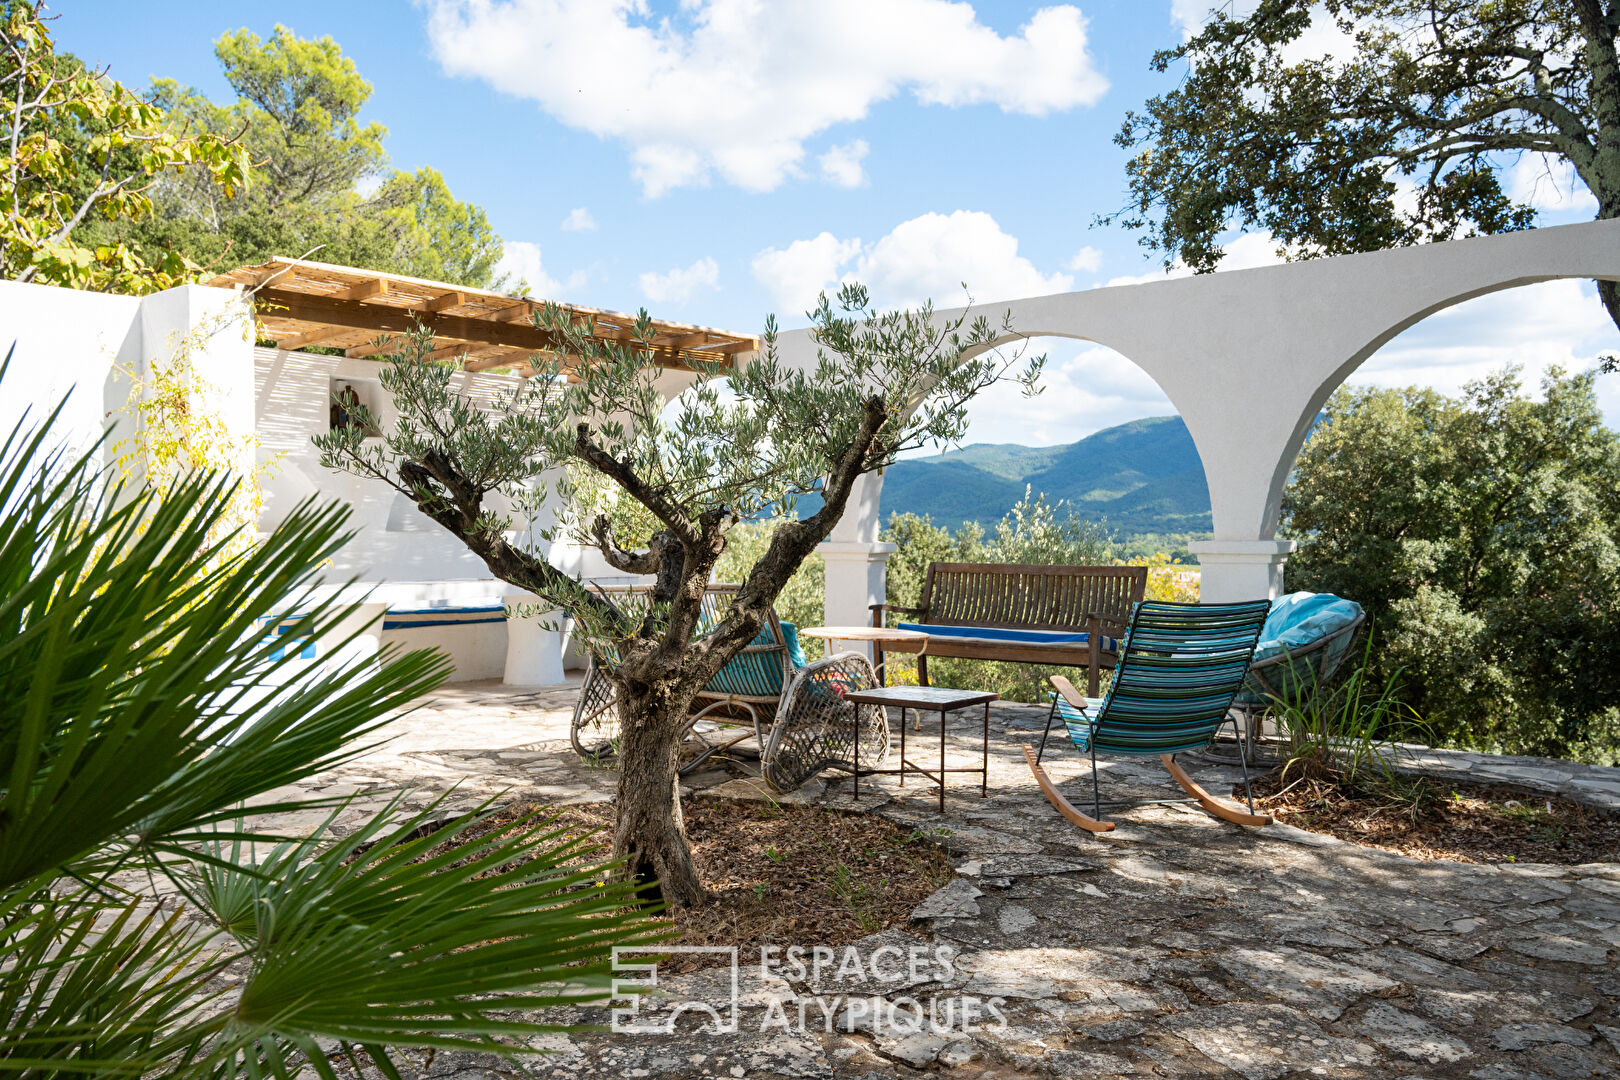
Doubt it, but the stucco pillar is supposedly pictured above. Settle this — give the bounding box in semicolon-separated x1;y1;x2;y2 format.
818;539;898;635
1188;539;1295;603
815;469;894;656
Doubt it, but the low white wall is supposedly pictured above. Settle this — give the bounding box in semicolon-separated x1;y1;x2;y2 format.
0;279;143;467
381;621;508;682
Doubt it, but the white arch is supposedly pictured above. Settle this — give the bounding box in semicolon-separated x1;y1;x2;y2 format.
773;219;1620;614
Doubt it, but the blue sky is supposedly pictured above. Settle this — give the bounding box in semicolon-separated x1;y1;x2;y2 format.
59;0;1620;444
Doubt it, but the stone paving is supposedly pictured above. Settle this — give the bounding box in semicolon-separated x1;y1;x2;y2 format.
262;681;1620;1080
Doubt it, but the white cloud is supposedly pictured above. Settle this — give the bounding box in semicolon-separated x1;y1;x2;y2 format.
751;232;864;315
422;0;1109;196
752;210;1072;314
1506;153;1598;213
638;256;720;303
494;239;585;297
1065;245;1102;273
818;139;869;188
940;339;1174;450
560;206;597;231
1355;279;1619;411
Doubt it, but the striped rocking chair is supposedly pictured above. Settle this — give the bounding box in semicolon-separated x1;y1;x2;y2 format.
1023;599;1273;832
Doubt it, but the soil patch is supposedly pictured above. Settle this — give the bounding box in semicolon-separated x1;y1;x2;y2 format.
422;798;953;972
1246;769;1620;865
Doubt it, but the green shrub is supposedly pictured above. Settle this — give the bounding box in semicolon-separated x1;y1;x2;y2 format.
1283;367;1620;761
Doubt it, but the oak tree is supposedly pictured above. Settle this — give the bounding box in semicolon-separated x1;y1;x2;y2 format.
1109;1;1620;330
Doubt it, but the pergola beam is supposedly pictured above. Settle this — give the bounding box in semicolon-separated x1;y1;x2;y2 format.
216;257;758;373
275;326;350;351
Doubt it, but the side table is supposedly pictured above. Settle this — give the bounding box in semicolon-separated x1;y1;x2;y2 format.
841;686;997;812
799;626;929;686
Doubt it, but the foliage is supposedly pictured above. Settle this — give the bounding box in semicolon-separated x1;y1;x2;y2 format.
713;517;825;660
0;1;250;292
0;368;653;1078
316;284;1044;905
1270;638;1429;793
1108;0;1620;328
108;293;273;563
880;490;1195;701
130;25;505;287
1283;366;1620;762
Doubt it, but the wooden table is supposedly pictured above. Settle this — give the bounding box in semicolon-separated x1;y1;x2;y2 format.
841;686;998;812
799;626;928;686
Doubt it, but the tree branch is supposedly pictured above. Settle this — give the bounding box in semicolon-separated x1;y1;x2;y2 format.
573;423;697;543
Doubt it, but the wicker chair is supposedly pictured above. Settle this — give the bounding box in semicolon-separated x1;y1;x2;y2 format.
1229;607;1367;760
762;651;890;792
569;585;890;785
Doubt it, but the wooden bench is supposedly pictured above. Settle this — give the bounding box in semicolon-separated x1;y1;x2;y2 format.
870;562;1149;695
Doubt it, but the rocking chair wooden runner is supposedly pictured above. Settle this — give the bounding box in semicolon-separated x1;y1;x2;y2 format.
1023;599;1274;832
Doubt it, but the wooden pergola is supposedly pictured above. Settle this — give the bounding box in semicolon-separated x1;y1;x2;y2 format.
208;257;759;376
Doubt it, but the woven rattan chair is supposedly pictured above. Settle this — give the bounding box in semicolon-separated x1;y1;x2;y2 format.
570;584;790;773
762;651;890;792
569;585;890;784
1232;609;1366;756
1024;599;1273;832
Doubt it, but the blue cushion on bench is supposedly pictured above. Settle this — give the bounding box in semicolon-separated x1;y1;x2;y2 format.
897;622;1119;652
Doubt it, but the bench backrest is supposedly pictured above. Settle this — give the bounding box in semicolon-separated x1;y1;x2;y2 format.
919;562;1148;631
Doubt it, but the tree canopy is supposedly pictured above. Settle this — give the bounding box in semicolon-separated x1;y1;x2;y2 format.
0;1;249;292
316;286;1043;905
127;25;507;288
1282;366;1620;761
1110;0;1620;329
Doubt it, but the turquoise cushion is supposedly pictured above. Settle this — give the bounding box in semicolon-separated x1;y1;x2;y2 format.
1253;592;1363;662
702;621;805;698
780;621;808;669
1236;592;1362;705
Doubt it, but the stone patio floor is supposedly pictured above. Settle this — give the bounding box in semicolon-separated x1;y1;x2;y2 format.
261;680;1620;1080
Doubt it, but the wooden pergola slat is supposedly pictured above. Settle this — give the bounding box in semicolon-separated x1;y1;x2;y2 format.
210;257;758;376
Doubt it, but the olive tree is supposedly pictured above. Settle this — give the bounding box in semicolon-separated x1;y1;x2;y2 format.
317;285;1041;907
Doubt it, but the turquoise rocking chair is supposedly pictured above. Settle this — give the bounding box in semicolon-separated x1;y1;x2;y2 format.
1024;599;1273;832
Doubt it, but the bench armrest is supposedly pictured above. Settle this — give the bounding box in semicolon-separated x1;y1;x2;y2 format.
1078;611;1131;632
870;602;926;627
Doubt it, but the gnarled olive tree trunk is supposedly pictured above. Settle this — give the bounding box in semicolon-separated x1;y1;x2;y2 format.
609;676;708;908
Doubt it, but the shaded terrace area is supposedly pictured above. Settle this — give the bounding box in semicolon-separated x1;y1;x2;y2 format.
240;681;1620;1080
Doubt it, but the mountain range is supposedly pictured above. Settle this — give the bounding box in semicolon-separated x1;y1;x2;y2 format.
878;415;1212;539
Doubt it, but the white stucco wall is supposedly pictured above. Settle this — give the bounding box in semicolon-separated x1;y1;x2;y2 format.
0;280;139;470
771;219;1620;604
252;346;530;582
0;279;252;481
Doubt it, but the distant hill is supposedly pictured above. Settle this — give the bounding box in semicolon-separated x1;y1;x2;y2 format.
879;415;1212;539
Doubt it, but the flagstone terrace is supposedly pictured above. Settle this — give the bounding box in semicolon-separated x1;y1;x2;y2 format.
248;682;1620;1080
